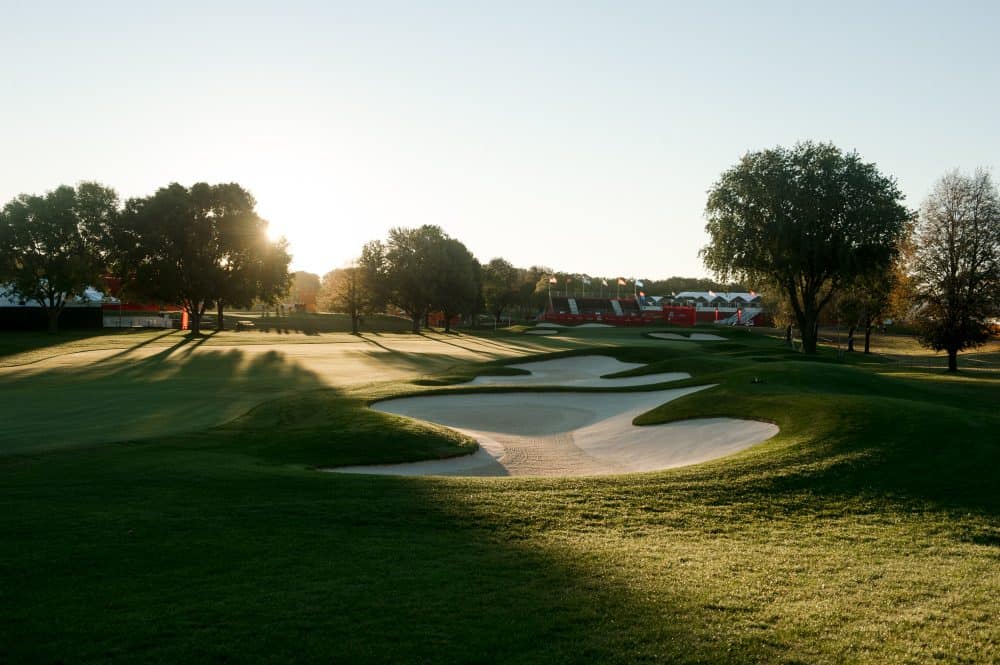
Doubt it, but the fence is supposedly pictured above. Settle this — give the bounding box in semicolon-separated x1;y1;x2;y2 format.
103;316;174;329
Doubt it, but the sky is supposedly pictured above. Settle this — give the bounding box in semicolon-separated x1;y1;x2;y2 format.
2;1;998;280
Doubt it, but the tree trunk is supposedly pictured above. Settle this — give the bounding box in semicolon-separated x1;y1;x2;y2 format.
189;305;202;336
443;311;452;333
216;300;225;332
785;325;792;345
411;313;421;333
846;325;855;352
46;308;61;334
800;320;818;354
864;326;872;354
351;314;360;335
947;349;958;372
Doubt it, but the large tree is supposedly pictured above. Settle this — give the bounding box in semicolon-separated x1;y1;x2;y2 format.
120;182;290;335
429;237;479;333
702;141;910;353
481;257;520;326
361;225;452;333
1;182;119;332
910;169;1000;372
210;185;291;329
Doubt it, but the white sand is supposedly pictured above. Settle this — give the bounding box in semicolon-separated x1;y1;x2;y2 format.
525;329;558;335
467;356;689;388
329;387;778;477
648;332;727;341
536;322;567;328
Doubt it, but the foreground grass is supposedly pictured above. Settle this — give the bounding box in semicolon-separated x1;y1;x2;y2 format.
1;332;998;663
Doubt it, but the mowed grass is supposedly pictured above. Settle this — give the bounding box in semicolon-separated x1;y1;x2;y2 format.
1;328;998;664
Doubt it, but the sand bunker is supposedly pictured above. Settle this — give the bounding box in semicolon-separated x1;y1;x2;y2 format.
536;322;567;328
328;356;776;478
467;356;689;387
576;323;613;328
649;332;727;341
329;387;778;477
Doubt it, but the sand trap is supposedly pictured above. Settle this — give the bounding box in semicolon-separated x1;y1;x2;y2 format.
536;322;567;328
329;387;778;477
576;323;613;328
649;332;727;341
525;329;558;335
467;356;689;387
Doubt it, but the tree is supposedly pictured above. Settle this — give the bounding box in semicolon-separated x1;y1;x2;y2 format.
429;237;479;333
321;265;373;334
516;265;550;319
1;182;119;333
758;280;796;345
702;141;910;353
481;258;520;326
836;271;894;353
361;225;451;333
210;184;291;330
120;182;290;335
910;169;1000;372
287;271;321;313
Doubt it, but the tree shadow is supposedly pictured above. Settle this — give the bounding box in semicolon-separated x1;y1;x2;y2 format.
0;342;326;456
416;332;499;357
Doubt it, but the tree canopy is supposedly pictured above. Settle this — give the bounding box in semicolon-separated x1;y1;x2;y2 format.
702;141;910;353
430;238;479;332
910;169;1000;371
1;182;119;332
360;226;480;332
481;258;520;325
119;182;290;335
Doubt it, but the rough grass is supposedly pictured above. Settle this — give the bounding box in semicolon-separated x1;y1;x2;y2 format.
1;329;998;664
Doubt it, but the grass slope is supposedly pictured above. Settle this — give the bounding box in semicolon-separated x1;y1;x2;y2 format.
1;331;998;664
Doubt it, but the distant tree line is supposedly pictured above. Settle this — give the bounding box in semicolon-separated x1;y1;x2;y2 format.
311;225;738;336
0;182;292;334
702;140;999;369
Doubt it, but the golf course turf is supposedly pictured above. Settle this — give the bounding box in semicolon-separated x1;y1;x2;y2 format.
1;327;998;663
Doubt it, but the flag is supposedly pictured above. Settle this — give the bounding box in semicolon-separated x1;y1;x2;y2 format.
617;278;626;286
708;290;716;297
549;276;557;284
582;276;591;285
635;279;644;288
602;279;608;286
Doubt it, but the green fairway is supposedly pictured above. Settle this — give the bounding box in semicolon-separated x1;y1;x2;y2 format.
1;328;998;663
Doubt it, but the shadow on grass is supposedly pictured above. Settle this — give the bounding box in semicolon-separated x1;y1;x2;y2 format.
0;329;112;360
0;442;779;663
0;340;326;456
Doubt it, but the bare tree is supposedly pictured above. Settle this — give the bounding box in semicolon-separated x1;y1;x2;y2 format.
911;169;1000;371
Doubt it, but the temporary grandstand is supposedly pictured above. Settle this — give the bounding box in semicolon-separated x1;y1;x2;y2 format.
541;291;765;327
673;291;765;326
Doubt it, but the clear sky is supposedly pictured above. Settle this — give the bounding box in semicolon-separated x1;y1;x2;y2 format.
2;1;998;280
